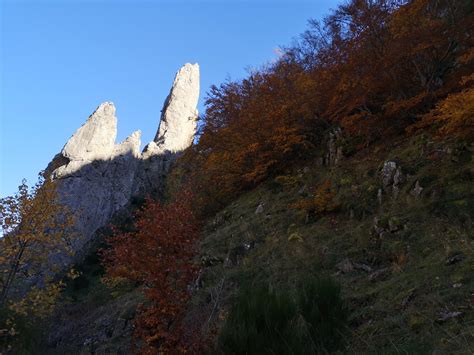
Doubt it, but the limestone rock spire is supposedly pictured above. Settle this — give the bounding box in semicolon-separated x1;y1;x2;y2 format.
51;102;118;178
62;102;117;161
152;63;200;154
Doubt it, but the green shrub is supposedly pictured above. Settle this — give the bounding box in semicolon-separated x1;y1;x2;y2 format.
0;308;44;353
297;277;350;352
218;277;349;354
218;285;296;354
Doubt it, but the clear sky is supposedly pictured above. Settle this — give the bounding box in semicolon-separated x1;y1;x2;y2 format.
1;0;338;197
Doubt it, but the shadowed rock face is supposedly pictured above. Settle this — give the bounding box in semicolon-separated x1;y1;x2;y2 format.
47;63;200;262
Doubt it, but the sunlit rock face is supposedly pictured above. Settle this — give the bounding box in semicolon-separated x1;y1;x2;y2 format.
52;102;118;178
47;63;200;260
153;63;200;153
135;63;200;197
62;102;117;161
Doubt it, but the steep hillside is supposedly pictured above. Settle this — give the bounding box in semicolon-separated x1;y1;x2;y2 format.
39;133;473;354
192;133;473;353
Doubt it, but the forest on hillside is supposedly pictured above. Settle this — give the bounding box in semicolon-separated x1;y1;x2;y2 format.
183;0;473;216
1;0;473;353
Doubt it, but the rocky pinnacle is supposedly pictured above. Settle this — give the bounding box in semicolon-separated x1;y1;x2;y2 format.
144;63;200;157
47;63;200;263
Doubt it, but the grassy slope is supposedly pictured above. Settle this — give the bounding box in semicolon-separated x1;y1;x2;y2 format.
195;134;473;353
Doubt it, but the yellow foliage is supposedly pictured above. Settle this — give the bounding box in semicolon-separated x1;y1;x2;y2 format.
9;281;65;319
412;88;474;139
288;232;303;242
430;88;474;139
0;173;76;314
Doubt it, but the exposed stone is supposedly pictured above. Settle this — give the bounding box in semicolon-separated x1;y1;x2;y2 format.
411;180;423;198
372;217;387;239
336;258;354;273
64;102;117;160
255;202;264;214
51;126;142;258
381;161;397;187
377;188;383;205
380;161;405;200
135;63;200;197
108;131;142;209
153;63;200;154
436;311;463;323
47;63;200;264
393;167;404;186
368;268;390;282
326;129;343;166
52;102;117;178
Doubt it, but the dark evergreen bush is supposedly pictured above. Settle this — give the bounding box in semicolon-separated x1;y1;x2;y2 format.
218;277;349;354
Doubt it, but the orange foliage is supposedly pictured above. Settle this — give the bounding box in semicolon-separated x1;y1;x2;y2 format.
291;180;340;217
183;0;473;217
413;87;474;139
190;64;320;216
102;188;202;353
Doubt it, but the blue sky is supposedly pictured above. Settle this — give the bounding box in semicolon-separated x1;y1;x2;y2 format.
1;0;338;197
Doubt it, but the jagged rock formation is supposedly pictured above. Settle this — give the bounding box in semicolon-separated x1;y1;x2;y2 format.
50;102;122;179
150;63;200;154
325;129;343;167
136;63;199;196
380;160;404;199
47;63;200;261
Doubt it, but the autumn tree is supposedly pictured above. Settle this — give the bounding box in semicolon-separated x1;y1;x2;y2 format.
413;87;474;139
288;0;473;142
0;173;76;350
0;174;75;307
182;0;473;215
102;187;202;353
189;62;325;216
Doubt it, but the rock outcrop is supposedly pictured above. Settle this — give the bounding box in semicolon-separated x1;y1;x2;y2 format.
50;102;119;179
47;63;200;262
325;129;343;167
380;160;404;199
136;63;199;196
151;63;200;154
